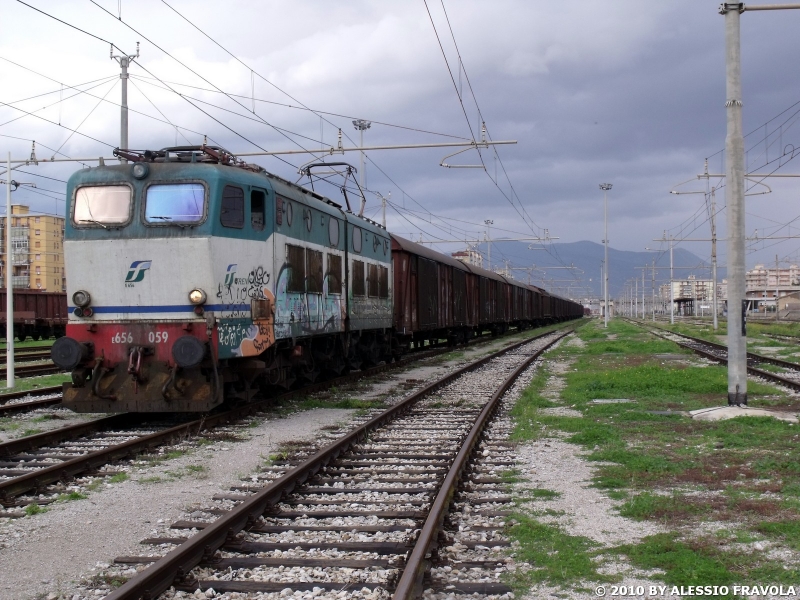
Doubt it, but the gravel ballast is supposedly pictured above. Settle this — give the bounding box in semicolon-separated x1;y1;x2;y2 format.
0;408;353;600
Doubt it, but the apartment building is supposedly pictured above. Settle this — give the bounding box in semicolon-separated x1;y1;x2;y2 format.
451;248;483;268
0;205;65;292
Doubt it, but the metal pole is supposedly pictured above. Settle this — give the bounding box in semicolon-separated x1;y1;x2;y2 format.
600;262;604;318
605;189;608;327
776;254;780;321
642;268;645;319
352;119;371;191
721;2;747;405
485;220;493;272
601;183;612;327
359;127;364;189
652;260;655;322
670;236;675;324
6;152;13;388
635;279;638;318
711;187;719;330
121;56;129;153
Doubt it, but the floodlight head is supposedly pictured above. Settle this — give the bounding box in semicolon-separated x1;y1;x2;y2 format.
352;119;371;131
599;183;613;191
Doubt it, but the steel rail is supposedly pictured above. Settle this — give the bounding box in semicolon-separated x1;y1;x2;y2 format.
639;320;800;372
0;385;62;405
0;362;61;379
103;327;571;600
641;326;800;393
0;396;62;416
0;324;574;505
393;331;567;599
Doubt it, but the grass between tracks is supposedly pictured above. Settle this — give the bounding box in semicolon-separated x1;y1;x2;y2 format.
507;318;800;597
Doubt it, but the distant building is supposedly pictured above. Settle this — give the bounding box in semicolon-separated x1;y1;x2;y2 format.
658;275;722;316
451;248;482;267
745;264;800;312
0;205;65;291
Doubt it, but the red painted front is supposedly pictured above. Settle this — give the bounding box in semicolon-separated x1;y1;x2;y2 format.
66;321;214;368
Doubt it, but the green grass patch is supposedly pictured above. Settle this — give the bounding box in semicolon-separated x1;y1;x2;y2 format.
506;512;608;590
527;488;561;500
755;521;800;551
0;373;70;395
57;491;87;502
292;397;384;411
30;413;63;423
24;503;46;516
0;418;20;432
613;534;736;595
108;472;128;483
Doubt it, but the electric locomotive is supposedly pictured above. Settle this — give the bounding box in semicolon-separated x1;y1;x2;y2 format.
51;146;392;412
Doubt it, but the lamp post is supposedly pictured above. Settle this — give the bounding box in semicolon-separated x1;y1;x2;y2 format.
600;183;612;327
1;156;35;389
484;219;493;272
352;119;371;191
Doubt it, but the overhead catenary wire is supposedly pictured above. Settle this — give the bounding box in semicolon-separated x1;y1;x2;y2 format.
130;73;471;142
154;0;473;239
91;0;329;170
0;56;214;145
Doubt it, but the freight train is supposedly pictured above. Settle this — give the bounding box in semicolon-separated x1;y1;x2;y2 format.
50;146;583;413
0;289;68;341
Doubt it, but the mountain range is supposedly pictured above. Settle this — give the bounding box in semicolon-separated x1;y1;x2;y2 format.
466;240;715;298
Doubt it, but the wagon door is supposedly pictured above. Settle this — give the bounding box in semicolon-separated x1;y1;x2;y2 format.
417;257;438;330
453;268;467;326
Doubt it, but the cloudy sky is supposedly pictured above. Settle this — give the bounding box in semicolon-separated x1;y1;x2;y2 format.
3;0;800;294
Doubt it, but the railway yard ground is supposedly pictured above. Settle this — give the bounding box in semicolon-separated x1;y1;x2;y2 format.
4;319;800;599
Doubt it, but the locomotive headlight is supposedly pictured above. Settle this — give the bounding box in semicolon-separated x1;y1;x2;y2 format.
131;162;150;180
188;288;207;305
72;290;91;308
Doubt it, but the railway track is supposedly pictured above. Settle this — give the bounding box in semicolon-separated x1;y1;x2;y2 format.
633;321;800;392
0;324;573;509
99;327;570;600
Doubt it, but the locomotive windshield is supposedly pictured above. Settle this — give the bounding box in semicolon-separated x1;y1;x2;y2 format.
145;183;206;224
73;185;132;226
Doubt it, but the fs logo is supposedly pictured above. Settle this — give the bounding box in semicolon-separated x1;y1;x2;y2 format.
224;264;237;286
125;260;152;285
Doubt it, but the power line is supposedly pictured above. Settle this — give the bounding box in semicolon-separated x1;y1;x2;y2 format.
15;0;115;46
0;56;213;144
130;73;471;142
91;0;324;169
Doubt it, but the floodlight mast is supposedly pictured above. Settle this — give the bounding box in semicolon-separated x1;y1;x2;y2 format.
600;183;612;327
352;119;371;191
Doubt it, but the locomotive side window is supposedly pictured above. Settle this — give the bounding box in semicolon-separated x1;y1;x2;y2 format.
379;265;389;298
275;195;283;225
352;226;362;253
286;244;306;293
367;263;379;298
329;217;339;247
220;185;244;228
327;254;342;294
307;249;323;294
145;183;205;223
73;185;132;226
352;260;365;296
251;190;265;231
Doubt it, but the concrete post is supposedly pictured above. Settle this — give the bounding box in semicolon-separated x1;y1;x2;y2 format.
722;2;747;405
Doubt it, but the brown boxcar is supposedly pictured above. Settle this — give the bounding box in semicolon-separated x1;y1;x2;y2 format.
391;234;473;349
0;289;68;341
